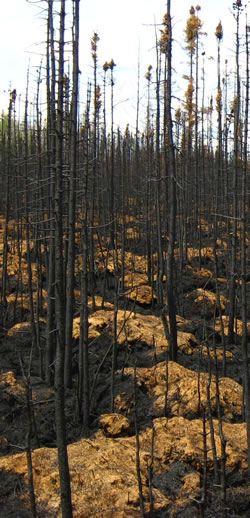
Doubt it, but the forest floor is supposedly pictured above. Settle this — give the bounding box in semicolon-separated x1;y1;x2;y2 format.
0;220;250;517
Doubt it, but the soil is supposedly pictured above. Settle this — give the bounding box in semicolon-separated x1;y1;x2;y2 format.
0;233;250;517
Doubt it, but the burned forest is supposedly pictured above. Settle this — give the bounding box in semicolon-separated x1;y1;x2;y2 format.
0;1;250;517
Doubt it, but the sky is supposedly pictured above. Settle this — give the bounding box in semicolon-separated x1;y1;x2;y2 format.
0;0;248;130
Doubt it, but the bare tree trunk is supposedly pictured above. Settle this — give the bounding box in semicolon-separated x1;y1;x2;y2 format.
24;73;38;355
109;59;116;250
228;3;241;344
145;66;153;290
65;0;80;388
78;88;91;435
45;0;56;386
35;63;45;378
110;276;119;412
134;363;145;518
161;1;178;361
54;1;73;515
155;36;164;306
1;90;16;326
241;11;250;477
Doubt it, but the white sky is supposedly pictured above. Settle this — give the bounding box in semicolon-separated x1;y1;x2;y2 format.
0;0;248;130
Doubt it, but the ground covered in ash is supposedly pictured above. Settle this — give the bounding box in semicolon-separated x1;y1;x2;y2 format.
1;235;250;517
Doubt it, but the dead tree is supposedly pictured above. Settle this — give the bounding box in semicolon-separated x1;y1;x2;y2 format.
54;1;73;515
160;0;178;361
65;0;80;388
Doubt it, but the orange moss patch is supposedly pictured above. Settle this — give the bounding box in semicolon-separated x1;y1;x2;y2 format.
0;417;246;517
186;288;228;318
7;320;46;347
125;285;157;305
214;316;250;337
99;413;131;436
7;289;48;311
73;309;197;356
122;272;148;287
121;361;242;420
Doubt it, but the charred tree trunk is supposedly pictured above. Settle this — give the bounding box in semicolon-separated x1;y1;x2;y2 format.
228;2;241;345
65;0;80;388
1;90;16;326
45;0;56;386
160;1;178;361
54;1;73;515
